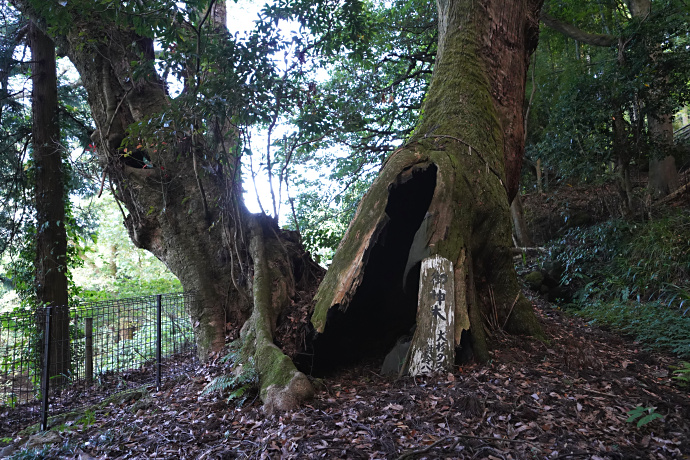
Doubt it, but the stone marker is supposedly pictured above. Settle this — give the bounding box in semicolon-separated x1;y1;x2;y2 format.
405;255;455;376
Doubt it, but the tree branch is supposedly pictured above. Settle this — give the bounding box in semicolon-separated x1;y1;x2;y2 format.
540;12;617;47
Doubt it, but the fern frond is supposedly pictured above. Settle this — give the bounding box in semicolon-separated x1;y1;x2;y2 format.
201;374;238;396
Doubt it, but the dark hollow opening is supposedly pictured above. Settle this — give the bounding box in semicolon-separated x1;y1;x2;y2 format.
121;148;152;169
297;164;437;375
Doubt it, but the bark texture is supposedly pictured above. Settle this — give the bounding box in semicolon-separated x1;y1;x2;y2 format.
311;0;543;369
238;215;314;412
613;110;634;214
30;21;70;380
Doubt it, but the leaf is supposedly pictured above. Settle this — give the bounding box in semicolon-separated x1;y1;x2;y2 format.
636;412;663;428
626;406;645;423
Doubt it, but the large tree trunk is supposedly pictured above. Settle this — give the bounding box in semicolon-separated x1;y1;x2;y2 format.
14;1;322;409
30;21;70;380
309;0;543;371
63;18;247;357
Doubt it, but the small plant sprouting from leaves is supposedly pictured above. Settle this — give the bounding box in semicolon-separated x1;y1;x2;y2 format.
202;345;257;407
80;409;96;429
672;362;690;388
626;406;663;428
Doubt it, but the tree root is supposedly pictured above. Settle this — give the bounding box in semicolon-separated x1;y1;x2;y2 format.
239;215;314;413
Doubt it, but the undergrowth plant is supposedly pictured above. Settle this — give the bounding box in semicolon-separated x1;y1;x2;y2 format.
202;344;257;407
626;405;663;428
575;301;690;358
550;210;690;359
555;212;690;304
672;361;690;388
7;446;51;460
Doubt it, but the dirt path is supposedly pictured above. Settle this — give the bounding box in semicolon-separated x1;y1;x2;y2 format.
4;297;689;459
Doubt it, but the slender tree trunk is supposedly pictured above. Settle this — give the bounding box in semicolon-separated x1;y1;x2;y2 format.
310;0;544;369
108;244;118;276
511;193;533;247
30;21;70;380
613;110;634;214
626;0;678;198
648;115;679;198
535;158;543;194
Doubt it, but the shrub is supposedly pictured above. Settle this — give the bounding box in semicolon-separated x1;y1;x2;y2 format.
548;210;690;358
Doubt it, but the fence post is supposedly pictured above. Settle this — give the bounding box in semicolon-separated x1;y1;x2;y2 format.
41;306;52;431
156;294;162;391
85;318;93;385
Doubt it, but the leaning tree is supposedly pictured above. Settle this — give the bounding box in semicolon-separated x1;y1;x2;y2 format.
13;0;544;410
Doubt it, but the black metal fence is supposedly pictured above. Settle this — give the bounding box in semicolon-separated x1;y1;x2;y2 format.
0;292;196;430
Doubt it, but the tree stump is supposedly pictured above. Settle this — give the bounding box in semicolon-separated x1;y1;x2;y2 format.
405;255;455;376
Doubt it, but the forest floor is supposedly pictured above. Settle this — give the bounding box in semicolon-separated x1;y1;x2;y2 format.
2;292;689;459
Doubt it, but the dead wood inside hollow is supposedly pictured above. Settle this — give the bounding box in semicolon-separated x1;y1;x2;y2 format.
297;164;437;375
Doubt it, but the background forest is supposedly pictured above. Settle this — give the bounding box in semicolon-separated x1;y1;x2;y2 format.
0;0;689;363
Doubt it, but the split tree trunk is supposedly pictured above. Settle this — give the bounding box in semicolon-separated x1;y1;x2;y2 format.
310;0;544;369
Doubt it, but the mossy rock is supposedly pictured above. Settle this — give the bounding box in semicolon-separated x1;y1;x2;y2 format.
543;261;565;286
524;271;544;290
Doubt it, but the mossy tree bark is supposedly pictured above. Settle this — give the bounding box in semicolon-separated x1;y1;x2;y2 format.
237;215;315;412
310;0;544;367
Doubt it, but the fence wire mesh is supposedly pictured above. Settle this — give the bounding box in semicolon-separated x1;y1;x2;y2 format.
0;292;196;431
